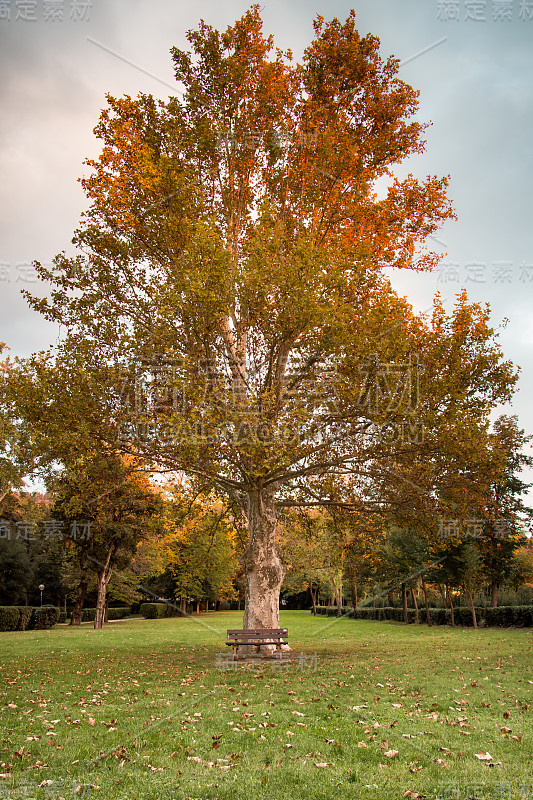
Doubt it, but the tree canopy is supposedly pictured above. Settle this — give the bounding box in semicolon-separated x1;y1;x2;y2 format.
18;6;518;630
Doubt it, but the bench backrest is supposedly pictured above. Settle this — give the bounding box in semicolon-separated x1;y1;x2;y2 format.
227;628;288;640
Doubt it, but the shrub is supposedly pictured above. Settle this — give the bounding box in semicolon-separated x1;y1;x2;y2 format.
58;611;67;624
0;606;20;631
81;608;96;622
140;602;171;619
106;607;130;620
16;606;33;631
140;602;179;618
31;606;60;630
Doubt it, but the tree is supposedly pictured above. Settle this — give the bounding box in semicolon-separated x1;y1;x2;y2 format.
475;415;533;606
23;7;517;632
50;453;165;628
162;486;240;613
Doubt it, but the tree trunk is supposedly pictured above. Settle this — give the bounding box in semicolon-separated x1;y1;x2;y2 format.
446;586;455;627
439;583;447;608
465;584;478;629
196;601;200;615
401;583;409;623
411;587;419;624
242;487;287;651
205;599;209;612
309;581;317;615
422;579;432;626
490;578;498;608
353;581;358;610
180;596;186;616
94;546;114;630
70;579;88;626
388;590;394;606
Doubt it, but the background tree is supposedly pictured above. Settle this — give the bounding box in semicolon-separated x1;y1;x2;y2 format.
475;415;533;607
50;453;165;628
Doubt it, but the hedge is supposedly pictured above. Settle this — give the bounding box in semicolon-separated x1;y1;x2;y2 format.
31;606;60;630
0;606;20;631
140;602;179;619
16;606;33;631
106;606;130;620
313;605;533;627
78;606;130;622
0;606;60;631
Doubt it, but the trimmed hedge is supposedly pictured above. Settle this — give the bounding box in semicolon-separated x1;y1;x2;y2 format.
78;606;131;622
106;607;130;620
314;605;533;627
0;606;20;631
16;606;33;631
140;602;179;619
0;605;60;631
31;606;60;630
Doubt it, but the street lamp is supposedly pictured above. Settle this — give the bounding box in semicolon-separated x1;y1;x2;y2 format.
38;584;44;607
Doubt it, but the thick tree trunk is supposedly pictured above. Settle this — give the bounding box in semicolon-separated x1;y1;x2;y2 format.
490;579;498;608
401;583;409;623
353;581;358;610
422;579;432;626
180;596;186;616
242;487;288;651
70;579;88;626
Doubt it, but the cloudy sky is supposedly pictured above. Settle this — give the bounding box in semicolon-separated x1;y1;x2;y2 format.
1;0;532;492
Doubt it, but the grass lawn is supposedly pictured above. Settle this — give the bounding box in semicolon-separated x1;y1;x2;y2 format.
0;610;532;800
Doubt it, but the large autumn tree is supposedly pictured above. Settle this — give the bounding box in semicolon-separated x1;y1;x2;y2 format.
24;7;516;630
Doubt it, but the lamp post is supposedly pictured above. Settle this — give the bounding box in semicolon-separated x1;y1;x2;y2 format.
39;584;44;607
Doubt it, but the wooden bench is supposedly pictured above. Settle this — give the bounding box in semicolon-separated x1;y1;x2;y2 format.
226;628;288;658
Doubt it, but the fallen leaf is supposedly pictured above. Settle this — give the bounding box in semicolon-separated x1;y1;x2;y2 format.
384;750;398;758
314;762;333;768
474;752;493;761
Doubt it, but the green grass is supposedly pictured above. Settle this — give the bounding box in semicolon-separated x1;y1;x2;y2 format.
1;611;532;800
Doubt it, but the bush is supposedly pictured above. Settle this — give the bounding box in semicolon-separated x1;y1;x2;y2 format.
140;602;178;619
106;607;130;620
81;608;96;622
58;611;67;624
31;606;60;630
315;603;533;627
0;606;20;631
16;606;33;631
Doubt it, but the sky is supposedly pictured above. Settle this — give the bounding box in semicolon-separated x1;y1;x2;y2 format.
1;0;532;494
